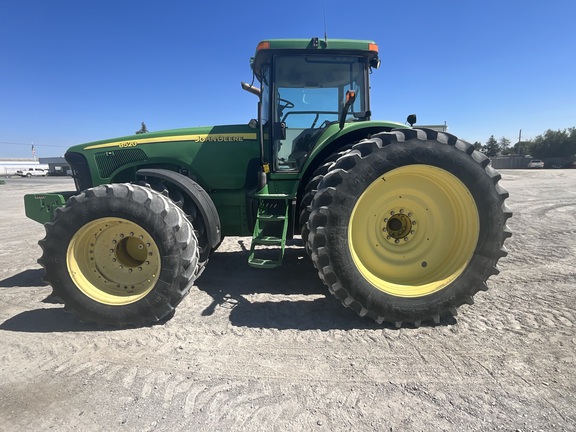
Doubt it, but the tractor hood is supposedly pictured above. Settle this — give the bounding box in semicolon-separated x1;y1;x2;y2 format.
69;125;258;152
65;124;260;192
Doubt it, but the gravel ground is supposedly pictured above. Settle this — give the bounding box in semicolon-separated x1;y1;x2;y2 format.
0;170;575;431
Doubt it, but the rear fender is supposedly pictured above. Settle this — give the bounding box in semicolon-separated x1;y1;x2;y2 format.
301;121;408;177
136;169;221;249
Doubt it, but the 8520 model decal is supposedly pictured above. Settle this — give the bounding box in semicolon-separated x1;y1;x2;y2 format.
83;133;258;150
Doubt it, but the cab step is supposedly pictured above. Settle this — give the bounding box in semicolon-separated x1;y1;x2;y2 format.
248;189;292;269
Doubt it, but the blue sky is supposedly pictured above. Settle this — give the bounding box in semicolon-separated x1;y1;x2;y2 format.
1;0;575;159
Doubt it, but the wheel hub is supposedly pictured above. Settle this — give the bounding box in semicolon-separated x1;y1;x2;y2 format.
67;218;161;305
382;209;417;244
92;229;156;288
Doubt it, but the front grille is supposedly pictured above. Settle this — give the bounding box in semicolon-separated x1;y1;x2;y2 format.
95;148;148;178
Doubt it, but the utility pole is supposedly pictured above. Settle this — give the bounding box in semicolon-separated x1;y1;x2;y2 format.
518;129;522;155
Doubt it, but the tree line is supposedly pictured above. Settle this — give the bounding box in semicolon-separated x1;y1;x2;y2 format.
473;127;576;160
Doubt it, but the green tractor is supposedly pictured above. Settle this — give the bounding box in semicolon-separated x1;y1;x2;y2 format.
24;37;512;328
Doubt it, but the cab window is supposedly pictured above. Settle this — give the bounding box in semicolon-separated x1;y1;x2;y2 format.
273;55;368;171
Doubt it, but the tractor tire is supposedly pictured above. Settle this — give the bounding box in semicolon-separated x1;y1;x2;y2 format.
143;182;211;278
307;128;512;327
299;149;351;254
39;183;199;327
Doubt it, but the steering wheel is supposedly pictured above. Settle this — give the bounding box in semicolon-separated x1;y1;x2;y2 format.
278;98;295;110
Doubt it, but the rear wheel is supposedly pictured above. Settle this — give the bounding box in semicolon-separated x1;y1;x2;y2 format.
39;183;199;327
307;129;512;327
299;149;351;254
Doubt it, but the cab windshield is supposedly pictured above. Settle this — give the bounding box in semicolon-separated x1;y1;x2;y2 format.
273;55;369;171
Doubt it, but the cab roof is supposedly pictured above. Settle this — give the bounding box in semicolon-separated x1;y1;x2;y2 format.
251;37;379;77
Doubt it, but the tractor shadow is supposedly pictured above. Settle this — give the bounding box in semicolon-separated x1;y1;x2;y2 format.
195;239;455;331
0;268;112;332
0;269;47;289
0;242;455;332
0;308;98;333
0;268;95;332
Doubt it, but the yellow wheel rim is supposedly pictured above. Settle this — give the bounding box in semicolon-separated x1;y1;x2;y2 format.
348;165;479;297
67;217;161;305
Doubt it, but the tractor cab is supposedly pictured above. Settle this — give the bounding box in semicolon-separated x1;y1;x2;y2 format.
242;38;380;267
246;37;380;173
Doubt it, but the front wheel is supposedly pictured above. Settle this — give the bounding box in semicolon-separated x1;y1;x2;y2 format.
307;129;512;327
39;183;199;327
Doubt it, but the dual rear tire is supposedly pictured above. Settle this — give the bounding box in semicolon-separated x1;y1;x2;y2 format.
306;129;512;326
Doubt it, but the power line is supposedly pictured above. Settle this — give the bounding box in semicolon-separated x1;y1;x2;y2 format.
0;141;69;147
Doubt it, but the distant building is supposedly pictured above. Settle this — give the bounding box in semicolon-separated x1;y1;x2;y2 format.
417;124;448;132
490;155;532;169
0;158;43;176
0;157;70;176
491;154;572;169
39;157;71;176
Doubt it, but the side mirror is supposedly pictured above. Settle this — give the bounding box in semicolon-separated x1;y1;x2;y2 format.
339;90;357;130
407;114;417;127
370;57;381;69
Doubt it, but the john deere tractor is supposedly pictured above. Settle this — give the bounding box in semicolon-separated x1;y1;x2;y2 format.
24;37;512;327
